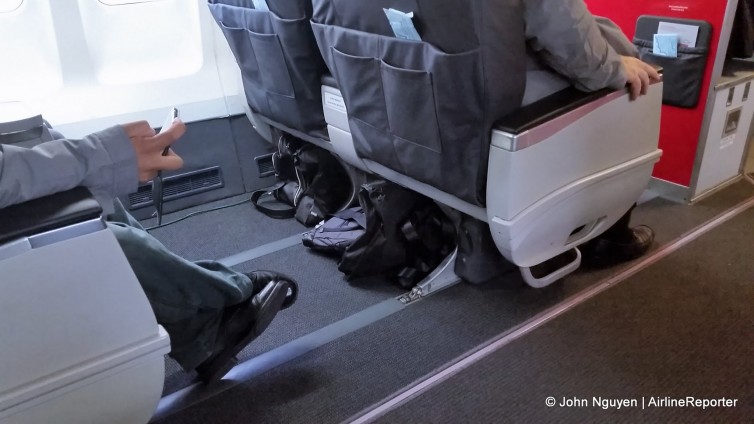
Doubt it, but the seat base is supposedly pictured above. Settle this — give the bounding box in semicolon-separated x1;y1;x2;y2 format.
489;150;661;268
2;344;168;424
0;227;170;424
321;83;663;287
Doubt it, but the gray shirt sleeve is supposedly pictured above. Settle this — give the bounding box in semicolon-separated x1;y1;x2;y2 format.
595;17;639;57
0;125;138;210
523;0;631;92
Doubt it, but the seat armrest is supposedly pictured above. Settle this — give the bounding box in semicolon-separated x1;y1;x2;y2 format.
495;87;613;135
496;66;664;135
0;187;103;245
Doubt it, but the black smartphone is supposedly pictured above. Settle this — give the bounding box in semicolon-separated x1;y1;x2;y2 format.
153;107;179;225
158;107;179;155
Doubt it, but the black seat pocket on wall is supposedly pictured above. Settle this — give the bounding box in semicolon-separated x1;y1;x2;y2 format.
632;16;712;109
635;41;709;108
313;22;485;204
208;1;326;132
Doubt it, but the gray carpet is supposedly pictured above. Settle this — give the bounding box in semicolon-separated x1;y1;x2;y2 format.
154;182;754;424
142;194;309;262
564;179;754;287
142;193;406;395
379;209;754;424
161;245;405;395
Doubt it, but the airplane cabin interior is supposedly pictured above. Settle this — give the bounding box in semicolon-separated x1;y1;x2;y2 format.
1;0;753;423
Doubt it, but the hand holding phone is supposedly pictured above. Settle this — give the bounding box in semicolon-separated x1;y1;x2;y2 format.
158;107;180;154
153;107;180;225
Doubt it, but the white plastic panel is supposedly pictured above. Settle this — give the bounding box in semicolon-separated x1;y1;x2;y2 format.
694;81;754;196
78;0;203;85
488;84;663;220
0;0;63;102
0;0;22;13
327;124;370;172
486;86;663;267
489;152;661;267
322;85;350;132
2;356;166;424
99;0;160;5
3;0;245;138
0;102;35;124
0;229;165;404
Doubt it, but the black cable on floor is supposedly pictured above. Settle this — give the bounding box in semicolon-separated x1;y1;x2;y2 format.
144;197;252;231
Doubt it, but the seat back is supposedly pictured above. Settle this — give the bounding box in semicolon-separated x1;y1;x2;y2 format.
207;0;328;137
311;0;527;205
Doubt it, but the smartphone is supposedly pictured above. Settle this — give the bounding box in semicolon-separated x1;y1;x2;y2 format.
158;107;180;155
153;107;179;225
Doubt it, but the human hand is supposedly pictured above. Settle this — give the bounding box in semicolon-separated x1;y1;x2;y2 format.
122;119;186;182
620;56;662;100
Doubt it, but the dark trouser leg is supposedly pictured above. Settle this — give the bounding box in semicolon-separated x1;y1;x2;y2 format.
597;203;636;242
107;200;253;370
582;203;654;267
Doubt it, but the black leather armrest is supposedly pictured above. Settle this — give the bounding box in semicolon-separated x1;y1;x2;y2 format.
0;126;45;145
0;187;103;245
495;87;614;135
496;67;665;135
321;74;338;89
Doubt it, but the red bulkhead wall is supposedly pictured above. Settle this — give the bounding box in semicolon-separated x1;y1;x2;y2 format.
584;0;729;187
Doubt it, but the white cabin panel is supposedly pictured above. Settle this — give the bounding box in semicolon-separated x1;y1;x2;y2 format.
78;0;203;85
5;0;245;138
0;1;63;102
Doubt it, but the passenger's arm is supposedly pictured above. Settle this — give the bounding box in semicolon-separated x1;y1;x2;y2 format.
524;0;631;92
523;0;625;91
0;121;184;209
595;16;638;57
524;0;660;99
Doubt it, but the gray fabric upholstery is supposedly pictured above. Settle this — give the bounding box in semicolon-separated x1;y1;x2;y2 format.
311;0;527;206
207;0;327;134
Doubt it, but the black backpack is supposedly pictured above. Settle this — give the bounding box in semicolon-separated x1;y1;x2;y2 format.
337;180;456;288
252;136;353;226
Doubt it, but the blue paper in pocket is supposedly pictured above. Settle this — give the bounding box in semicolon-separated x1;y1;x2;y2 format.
653;33;678;58
252;0;269;11
383;8;422;41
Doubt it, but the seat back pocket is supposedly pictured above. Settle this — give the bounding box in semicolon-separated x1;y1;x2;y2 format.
314;21;486;203
208;1;326;132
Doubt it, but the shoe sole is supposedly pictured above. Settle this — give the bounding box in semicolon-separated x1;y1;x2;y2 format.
197;281;290;384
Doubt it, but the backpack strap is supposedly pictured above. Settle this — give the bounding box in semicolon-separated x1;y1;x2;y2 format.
395;212;434;288
250;182;296;219
396;207;456;288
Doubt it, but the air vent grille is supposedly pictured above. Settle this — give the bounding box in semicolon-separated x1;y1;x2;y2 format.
255;153;275;177
128;166;224;209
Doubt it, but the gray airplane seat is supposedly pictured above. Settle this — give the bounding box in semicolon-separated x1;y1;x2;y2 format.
0;102;54;148
207;0;365;215
207;0;329;144
0;188;170;424
312;0;526;206
313;0;663;287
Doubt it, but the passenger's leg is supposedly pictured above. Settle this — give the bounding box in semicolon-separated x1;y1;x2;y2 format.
107;200;296;379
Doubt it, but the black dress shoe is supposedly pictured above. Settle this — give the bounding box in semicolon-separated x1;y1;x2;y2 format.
196;280;291;383
248;270;298;309
581;225;655;269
